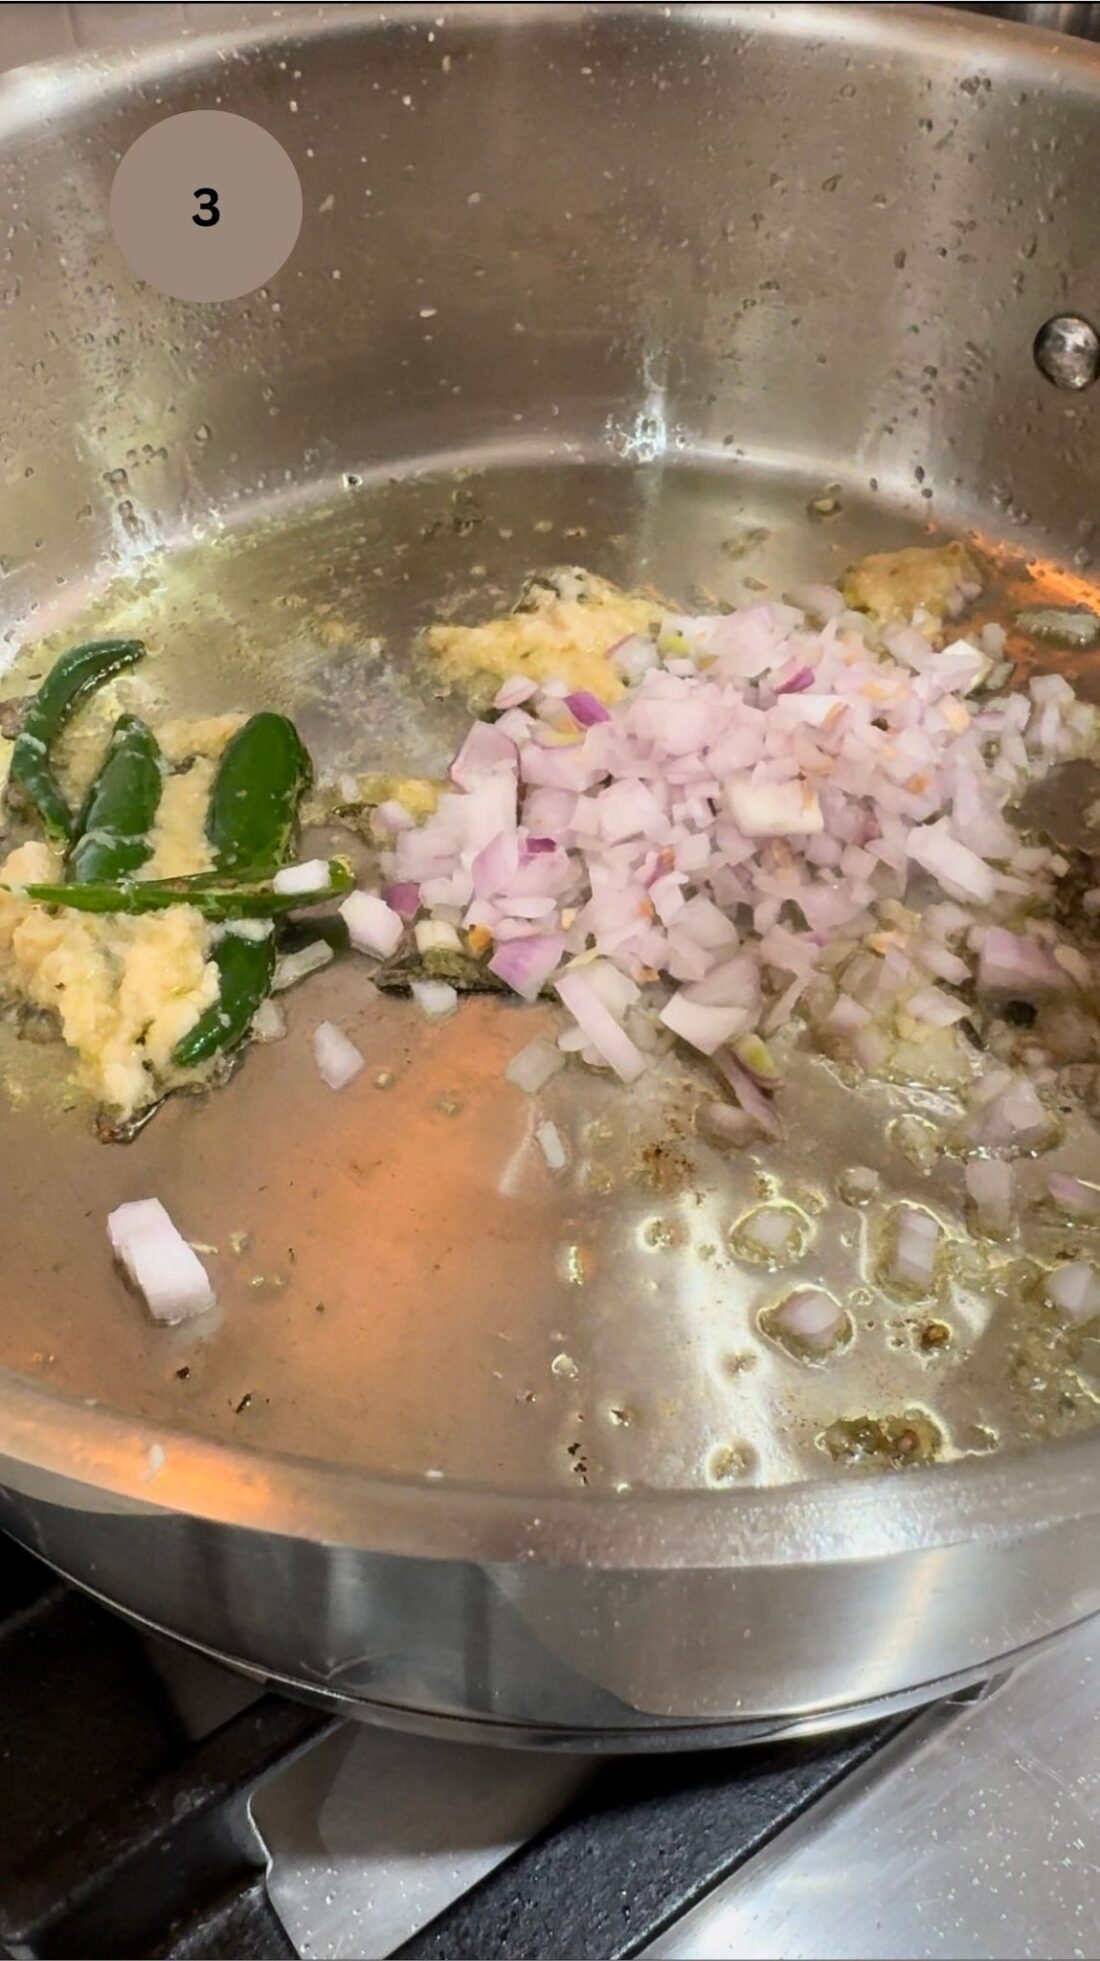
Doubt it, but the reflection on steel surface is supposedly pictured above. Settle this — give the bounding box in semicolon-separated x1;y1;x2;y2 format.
649;1618;1100;1959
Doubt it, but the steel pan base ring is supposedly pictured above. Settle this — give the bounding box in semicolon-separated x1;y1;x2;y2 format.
14;1532;1096;1752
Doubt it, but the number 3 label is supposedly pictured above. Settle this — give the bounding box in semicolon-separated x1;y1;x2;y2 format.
192;187;220;228
111;111;301;301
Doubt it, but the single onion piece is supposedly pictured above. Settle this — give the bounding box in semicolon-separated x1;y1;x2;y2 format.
224;919;273;945
495;707;536;744
494;675;539;710
107;1198;216;1325
557;1026;589;1054
611;633;660;682
744;1208;798;1255
471;829;521;899
391;825;454;881
505;1036;566;1094
696;1100;758;1149
1047;1260;1100;1323
313;1021;365;1091
1054;943;1091;989
489;932;565;1003
272;940;334;992
597;778;667;845
340;890;405;958
889;1207;941;1292
727;776;823;838
1048;1173;1100;1218
774;666;816;696
272;858;331;896
785;583;845;621
251;997;287;1043
822;994;871;1037
585;957;641;1018
907;824;995;904
905;986;969;1029
535;1120;568;1171
978;928;1068;996
415;919;462;955
965;1158;1015;1236
374;799;415;833
565;690;611;727
556;967;647;1082
450;719;517;788
967;1073;1050;1151
410;979;458;1020
914;940;971;986
932;638;990;696
714;1050;783;1138
660;991;753;1056
772;1289;846;1350
676;893;739;952
838;1165;879;1204
684;955;759;1009
852;1024;891;1075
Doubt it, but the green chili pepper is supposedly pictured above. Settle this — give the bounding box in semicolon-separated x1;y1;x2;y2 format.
173;928;278;1069
15;857;352;921
69;715;164;884
205;712;312;876
171;711;318;1069
8;638;146;844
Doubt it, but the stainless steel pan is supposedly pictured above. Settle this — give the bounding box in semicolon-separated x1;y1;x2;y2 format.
3;1;1100;1748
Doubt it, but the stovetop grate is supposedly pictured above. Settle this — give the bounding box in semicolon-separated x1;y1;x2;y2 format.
396;1717;905;1961
0;1543;331;1959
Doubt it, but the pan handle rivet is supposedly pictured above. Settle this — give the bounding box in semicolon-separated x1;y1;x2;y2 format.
1034;314;1100;390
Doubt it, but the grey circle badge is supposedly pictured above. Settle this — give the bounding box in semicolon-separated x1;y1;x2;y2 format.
111;111;302;302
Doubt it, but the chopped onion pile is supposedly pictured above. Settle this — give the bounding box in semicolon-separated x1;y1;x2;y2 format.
376;587;1096;1117
107;1198;216;1324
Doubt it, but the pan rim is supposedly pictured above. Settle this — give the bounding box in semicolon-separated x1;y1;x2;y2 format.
2;1;1100;142
2;1364;1099;1568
